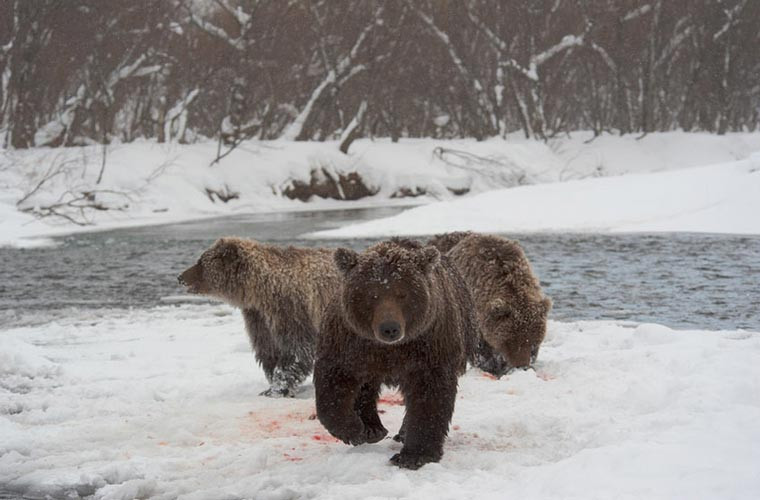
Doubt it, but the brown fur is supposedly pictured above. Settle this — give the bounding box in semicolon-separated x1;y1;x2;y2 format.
178;237;340;396
429;232;552;370
315;238;477;469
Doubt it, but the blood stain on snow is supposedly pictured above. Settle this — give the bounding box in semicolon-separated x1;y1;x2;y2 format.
481;372;498;380
241;405;324;439
536;371;556;381
262;420;282;433
283;452;303;462
452;425;460;431
312;433;340;443
378;392;404;406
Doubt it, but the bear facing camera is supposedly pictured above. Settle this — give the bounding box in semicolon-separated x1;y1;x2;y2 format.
314;238;478;469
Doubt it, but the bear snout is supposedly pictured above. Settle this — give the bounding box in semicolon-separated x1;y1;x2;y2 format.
377;320;403;343
178;264;203;293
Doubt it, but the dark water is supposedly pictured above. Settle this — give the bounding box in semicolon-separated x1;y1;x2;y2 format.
1;208;759;331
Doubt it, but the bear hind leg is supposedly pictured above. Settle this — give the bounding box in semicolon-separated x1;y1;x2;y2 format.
391;370;457;469
263;350;312;398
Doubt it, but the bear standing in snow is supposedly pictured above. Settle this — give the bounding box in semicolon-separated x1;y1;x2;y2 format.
314;238;477;469
429;231;552;374
178;237;340;397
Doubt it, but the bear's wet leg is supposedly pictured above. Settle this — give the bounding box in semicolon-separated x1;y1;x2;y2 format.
257;353;278;386
243;308;282;396
314;359;367;445
264;349;313;398
354;380;387;443
391;369;458;469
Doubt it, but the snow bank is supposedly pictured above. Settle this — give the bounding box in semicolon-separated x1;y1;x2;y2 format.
312;153;760;238
2;131;760;247
1;305;758;499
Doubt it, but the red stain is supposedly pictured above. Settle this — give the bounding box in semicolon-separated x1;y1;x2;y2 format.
283;452;303;462
312;433;339;443
378;393;404;406
158;441;168;446
537;372;556;381
262;420;282;433
481;372;498;380
452;425;460;431
242;405;332;440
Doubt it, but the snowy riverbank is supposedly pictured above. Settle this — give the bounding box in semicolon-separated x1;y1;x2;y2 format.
2;131;760;247
1;304;758;499
312;152;760;238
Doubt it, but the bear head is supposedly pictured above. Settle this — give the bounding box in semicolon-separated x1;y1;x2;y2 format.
483;295;552;368
178;237;248;306
334;239;441;345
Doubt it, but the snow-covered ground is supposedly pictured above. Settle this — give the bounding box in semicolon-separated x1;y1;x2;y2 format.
2;131;760;247
312;153;760;238
1;304;758;499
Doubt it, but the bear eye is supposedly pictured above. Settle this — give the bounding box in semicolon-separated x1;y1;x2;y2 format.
490;307;511;319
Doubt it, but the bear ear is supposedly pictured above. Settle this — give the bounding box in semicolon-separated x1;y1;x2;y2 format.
418;246;440;273
334;247;359;275
215;238;240;261
540;296;553;315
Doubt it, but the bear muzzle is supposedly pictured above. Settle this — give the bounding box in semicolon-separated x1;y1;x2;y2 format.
377;320;404;344
178;264;203;294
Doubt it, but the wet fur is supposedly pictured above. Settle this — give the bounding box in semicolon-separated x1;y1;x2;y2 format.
428;232;551;374
179;237;340;397
315;238;477;469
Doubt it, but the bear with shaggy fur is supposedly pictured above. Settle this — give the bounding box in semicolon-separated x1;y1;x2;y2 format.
314;238;477;469
429;232;552;374
178;237;340;397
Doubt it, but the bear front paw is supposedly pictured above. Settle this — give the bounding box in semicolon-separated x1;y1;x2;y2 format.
389;450;441;470
259;386;298;398
363;422;388;444
327;418;368;446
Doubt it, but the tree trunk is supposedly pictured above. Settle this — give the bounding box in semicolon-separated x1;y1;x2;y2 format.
339;100;367;154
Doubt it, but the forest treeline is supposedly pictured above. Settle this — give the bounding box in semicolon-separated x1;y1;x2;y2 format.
1;0;759;150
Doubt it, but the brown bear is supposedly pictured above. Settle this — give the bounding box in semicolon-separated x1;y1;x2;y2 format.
178;237;340;397
428;231;552;374
314;238;477;469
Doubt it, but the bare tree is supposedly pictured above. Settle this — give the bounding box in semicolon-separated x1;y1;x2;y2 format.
2;0;760;148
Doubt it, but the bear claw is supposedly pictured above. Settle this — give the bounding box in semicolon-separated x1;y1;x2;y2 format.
364;423;388;444
259;387;297;398
389;451;438;470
